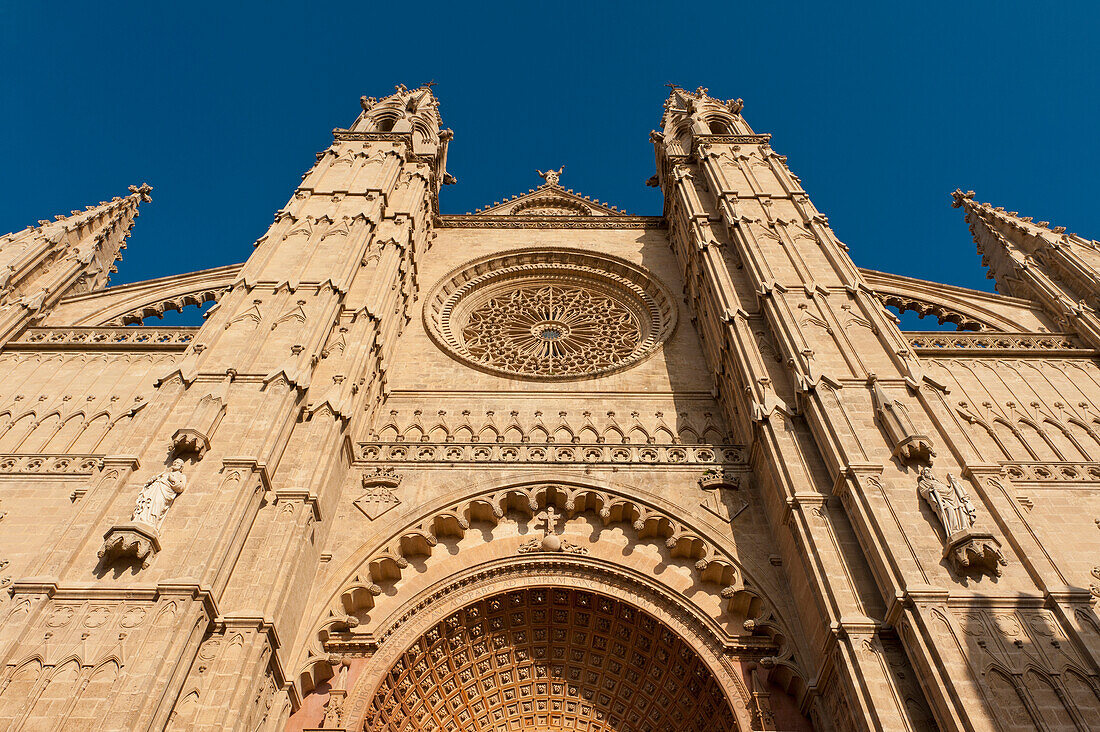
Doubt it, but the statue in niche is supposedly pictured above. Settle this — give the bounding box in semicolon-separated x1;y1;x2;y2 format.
917;467;975;535
132;459;188;531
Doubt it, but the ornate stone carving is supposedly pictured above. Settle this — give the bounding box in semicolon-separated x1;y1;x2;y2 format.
536;166;563;186
362;588;739;732
353;467;402;521
357;441;742;466
131;459;188;529
171;373;231;457
424;249;676;380
917;467;1006;576
98;522;161;569
870;377;935;463
698;469;746;522
100;460;187;568
907;332;1086;355
0;454;102;476
517;505;587;554
11;327;196;350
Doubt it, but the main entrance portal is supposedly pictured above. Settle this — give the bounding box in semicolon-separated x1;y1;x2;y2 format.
362;588;741;731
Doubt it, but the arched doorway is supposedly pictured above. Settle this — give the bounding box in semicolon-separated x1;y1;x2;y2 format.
363;587;740;731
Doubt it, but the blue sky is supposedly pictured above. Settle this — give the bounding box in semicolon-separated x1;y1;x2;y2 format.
2;2;1097;317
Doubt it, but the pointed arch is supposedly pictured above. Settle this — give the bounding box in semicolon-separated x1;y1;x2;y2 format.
71;412;112;452
1015;419;1060;461
20;412;61;453
984;668;1033;731
1022;668;1075;730
166;689;200;731
965;418;1011;462
67;660;120;726
1063;669;1100;723
0;658;42;723
991;419;1036;461
1066;419;1100;460
44;412;86;452
551;424;574;444
0;412;37;452
25;658;81;725
577;424;599;443
1042;418;1089;461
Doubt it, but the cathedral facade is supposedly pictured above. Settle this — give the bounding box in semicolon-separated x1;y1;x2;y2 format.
0;84;1098;731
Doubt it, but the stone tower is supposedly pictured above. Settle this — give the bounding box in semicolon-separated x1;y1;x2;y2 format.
0;84;1098;731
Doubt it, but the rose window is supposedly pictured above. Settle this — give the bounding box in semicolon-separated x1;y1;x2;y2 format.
425;250;676;380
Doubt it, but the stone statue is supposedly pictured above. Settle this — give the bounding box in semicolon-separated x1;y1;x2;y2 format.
132;459;188;530
917;467;975;536
537;167;564;186
916;467;1006;576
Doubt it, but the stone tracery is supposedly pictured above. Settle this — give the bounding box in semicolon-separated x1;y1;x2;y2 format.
461;283;643;378
425;249;676;380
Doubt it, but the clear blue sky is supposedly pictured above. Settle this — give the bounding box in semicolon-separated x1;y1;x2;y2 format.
2;2;1097;309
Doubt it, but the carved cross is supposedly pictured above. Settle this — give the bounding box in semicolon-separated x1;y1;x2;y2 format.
537;506;560;536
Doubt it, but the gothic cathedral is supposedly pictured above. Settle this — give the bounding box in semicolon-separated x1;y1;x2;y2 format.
0;84;1098;731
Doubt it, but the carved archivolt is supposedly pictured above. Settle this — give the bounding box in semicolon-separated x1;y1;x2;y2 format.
424;249;676;380
298;479;804;710
337;483;743;615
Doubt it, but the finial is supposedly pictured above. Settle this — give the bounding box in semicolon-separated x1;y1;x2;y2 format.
951;189;976;208
536;167;564;187
421;80;437;90
128;183;153;203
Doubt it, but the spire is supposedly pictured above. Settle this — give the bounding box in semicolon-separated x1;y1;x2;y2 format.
0;184;150;340
953;188;1100;345
952;188;1100;296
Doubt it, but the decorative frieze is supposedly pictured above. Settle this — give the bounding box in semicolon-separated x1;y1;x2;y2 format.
10;326;196;350
0;453;102;475
1000;461;1100;484
437;215;664;229
907;331;1088;355
356;441;745;467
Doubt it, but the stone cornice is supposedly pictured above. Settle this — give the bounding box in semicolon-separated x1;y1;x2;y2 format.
437;214;665;229
331;129;412;144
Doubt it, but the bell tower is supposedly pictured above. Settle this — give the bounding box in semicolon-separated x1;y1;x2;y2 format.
0;85;450;730
651;85;1068;729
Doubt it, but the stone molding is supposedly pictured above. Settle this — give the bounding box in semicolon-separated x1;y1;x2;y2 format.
9;327;196;350
437;214;665;229
0;453;102;476
1000;461;1100;484
332;556;768;732
907;331;1090;356
355;441;745;467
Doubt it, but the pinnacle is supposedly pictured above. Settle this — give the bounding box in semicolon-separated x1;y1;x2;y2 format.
952;189;1075;238
10;186;149;241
